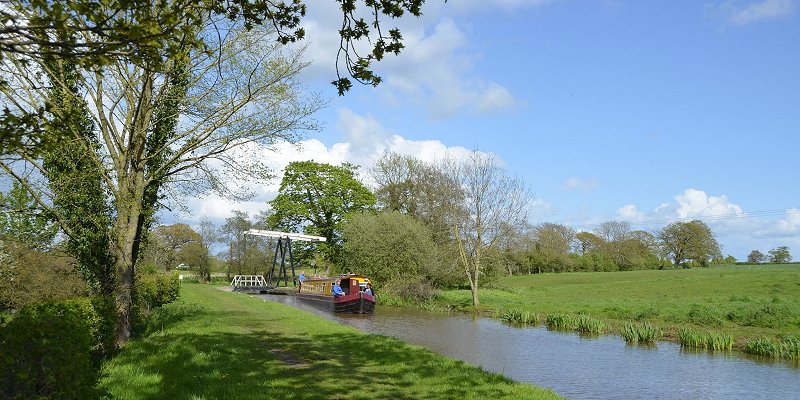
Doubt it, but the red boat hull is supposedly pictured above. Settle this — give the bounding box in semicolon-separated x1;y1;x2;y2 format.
334;292;376;314
295;291;375;314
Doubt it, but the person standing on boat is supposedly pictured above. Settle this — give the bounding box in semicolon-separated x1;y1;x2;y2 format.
364;283;374;296
332;280;344;298
298;271;306;293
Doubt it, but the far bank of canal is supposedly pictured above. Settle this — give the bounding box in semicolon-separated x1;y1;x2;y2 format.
257;294;799;400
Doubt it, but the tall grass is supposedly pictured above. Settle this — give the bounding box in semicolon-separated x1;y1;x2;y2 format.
621;322;660;343
545;313;576;330
575;314;606;334
744;337;800;359
544;313;605;334
677;327;733;350
500;309;540;325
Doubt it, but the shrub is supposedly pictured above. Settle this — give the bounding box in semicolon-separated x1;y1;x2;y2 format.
0;299;104;399
136;271;181;312
381;277;438;303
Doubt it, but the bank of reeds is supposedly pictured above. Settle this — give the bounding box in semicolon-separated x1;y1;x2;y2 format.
545;313;576;330
677;327;734;350
544;313;605;334
621;322;660;343
575;314;606;334
744;337;800;359
499;309;540;324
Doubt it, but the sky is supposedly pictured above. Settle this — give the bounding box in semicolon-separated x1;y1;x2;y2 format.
173;0;800;260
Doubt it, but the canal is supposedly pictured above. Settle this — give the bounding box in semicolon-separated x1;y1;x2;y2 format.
257;294;800;400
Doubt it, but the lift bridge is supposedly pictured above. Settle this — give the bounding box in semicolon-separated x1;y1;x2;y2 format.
230;230;326;293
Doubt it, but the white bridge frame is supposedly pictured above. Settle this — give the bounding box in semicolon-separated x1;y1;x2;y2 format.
243;230;326;289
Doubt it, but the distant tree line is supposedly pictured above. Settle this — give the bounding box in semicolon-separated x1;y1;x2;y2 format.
261;153;737;307
747;246;793;264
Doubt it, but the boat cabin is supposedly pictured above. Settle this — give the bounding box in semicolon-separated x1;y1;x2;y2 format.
299;274;371;296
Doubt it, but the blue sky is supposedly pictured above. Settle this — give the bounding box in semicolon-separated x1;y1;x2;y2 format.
180;0;800;260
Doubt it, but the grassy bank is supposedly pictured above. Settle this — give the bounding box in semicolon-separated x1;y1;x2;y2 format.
101;283;561;400
433;264;800;352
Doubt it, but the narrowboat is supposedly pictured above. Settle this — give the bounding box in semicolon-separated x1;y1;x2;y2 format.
296;274;376;314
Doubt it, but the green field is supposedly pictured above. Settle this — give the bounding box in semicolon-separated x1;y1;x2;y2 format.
101;284;561;400
436;264;800;348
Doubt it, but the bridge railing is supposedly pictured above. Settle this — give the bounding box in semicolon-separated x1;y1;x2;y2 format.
230;275;270;292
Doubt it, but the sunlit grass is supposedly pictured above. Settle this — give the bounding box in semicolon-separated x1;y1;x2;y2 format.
101;284;562;400
434;265;800;354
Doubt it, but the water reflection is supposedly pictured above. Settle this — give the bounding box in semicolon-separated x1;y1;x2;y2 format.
257;294;799;400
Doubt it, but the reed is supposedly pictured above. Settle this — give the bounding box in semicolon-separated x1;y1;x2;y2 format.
744;337;779;357
744;337;800;359
678;327;733;350
575;314;606;334
500;308;539;324
706;332;734;351
781;338;800;360
621;322;660;343
545;313;577;330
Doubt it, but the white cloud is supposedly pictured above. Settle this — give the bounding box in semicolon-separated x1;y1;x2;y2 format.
673;188;744;219
297;4;523;118
617;204;645;222
561;177;599;191
378;19;522;118
723;0;796;25
171;109;480;225
476;83;520;113
775;209;800;234
608;188;800;258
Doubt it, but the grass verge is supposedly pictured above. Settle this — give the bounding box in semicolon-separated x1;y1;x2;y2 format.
101;283;561;400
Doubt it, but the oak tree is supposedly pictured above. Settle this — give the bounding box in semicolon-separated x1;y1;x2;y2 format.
269;161;375;263
657;220;721;268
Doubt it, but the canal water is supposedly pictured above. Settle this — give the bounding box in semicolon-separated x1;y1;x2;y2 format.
257;294;799;400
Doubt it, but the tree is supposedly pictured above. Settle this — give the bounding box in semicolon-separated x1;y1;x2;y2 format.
0;0;432;154
594;221;632;243
576;231;604;255
194;216;219;282
0;181;57;250
1;23;321;345
767;246;792;263
146;224;203;271
526;223;576;273
371;152;463;241
657;220;721;268
443;152;530;307
343;211;451;298
221;211;253;279
269;161;375;263
532;223;576;255
177;241;211;281
747;250;766;264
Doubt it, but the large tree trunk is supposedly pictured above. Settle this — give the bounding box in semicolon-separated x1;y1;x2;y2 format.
113;188;145;346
